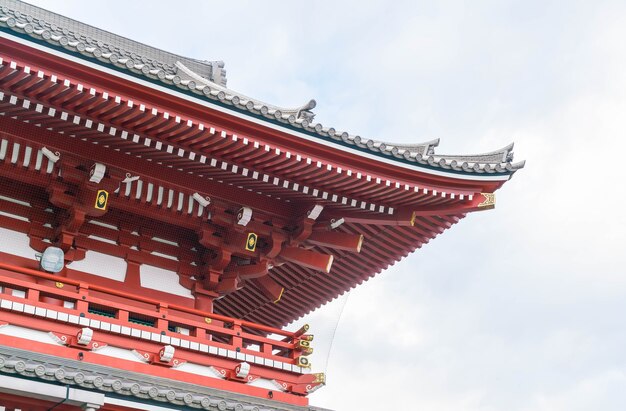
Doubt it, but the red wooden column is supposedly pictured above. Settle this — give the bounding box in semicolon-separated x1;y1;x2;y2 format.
193;284;218;313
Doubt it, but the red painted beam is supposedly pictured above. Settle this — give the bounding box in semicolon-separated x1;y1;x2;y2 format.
306;231;364;252
323;208;417;227
278;247;334;273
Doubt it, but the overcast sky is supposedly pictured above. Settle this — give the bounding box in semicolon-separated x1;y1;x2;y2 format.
22;1;626;410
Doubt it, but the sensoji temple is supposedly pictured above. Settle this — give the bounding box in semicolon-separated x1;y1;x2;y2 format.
0;1;523;410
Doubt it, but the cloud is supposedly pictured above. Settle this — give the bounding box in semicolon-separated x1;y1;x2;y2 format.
523;370;626;411
22;0;626;410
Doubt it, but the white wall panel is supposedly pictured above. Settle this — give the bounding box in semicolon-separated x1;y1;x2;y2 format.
139;265;193;298
0;227;35;260
68;251;127;281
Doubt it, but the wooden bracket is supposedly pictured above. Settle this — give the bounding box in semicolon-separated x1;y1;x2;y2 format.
48;331;107;351
291;372;326;395
131;348;186;368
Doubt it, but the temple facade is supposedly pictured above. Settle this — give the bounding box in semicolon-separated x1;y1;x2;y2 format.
0;1;523;410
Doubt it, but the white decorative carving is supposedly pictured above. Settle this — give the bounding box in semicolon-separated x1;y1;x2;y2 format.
88;163;106;183
306;383;324;394
159;345;175;363
122;173;140;183
131;349;150;362
235;362;250;379
41;147;60;163
192;192;211;207
236;207;252;226
208;366;227;379
48;332;67;345
330;218;344;229
270;379;288;391
76;327;93;345
306;204;324;220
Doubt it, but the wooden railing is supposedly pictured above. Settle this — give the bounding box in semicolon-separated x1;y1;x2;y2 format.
0;262;311;369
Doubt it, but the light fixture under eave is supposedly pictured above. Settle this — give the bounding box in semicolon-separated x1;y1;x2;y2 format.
37;246;65;273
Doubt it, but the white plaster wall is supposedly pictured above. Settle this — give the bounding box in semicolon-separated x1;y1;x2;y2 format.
139;265;193;298
174;362;223;379
0;226;36;260
68;251;127;281
249;378;282;390
95;346;143;363
0;324;58;345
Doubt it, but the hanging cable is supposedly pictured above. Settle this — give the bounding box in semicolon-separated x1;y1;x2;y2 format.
321;292;350;373
47;385;70;411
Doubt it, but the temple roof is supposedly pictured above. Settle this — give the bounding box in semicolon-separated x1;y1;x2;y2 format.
0;0;525;177
0;0;525;332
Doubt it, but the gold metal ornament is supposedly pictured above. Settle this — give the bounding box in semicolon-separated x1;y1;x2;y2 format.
245;232;257;252
313;373;326;384
297;356;311;368
94;189;109;210
478;192;495;208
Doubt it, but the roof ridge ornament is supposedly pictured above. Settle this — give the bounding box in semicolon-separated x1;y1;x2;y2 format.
175;61;316;120
433;142;516;164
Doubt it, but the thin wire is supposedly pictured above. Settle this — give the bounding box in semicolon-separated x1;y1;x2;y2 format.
322;291;350;373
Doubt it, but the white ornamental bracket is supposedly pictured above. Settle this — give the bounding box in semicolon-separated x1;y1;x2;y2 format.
235;362;250;379
159;345;175;363
330;218;344;229
192;192;211;207
76;327;93;346
236;207;252;226
89;163;106;183
306;205;324;220
41;147;60;163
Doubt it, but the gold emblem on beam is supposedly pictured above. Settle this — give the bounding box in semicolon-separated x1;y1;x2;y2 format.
94;189;109;210
297;340;311;348
478;193;496;208
245;232;258;252
297;356;311;368
313;373;326;384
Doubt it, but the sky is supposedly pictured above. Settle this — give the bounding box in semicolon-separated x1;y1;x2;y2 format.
21;1;626;410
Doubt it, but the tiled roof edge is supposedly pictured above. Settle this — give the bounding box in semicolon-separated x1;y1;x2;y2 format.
0;0;524;176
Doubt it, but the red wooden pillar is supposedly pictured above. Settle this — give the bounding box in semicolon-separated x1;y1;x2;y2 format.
37;268;66;307
124;259;142;288
192;283;217;313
